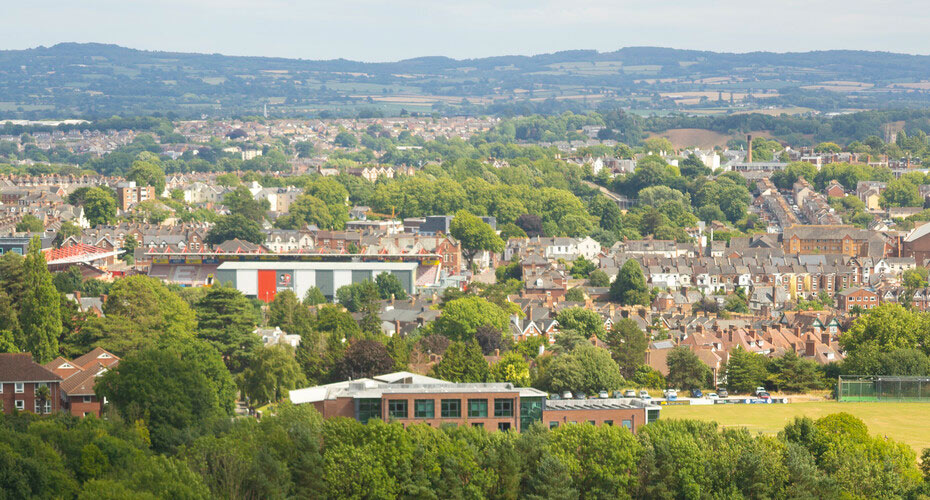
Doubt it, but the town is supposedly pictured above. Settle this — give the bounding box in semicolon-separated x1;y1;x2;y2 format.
3;36;930;500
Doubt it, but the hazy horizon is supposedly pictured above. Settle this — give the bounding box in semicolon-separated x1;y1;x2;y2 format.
4;1;930;62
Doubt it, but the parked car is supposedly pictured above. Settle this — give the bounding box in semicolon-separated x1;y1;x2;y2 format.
717;388;729;398
664;389;678;401
755;387;766;396
623;389;636;397
613;390;624;398
575;392;587;400
758;391;771;400
598;390;609;399
561;391;572;399
549;393;561;400
639;390;650;399
690;388;703;398
706;393;719;400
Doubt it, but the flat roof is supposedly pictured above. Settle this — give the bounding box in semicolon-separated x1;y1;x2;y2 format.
545;398;658;410
353;383;547;398
217;261;419;271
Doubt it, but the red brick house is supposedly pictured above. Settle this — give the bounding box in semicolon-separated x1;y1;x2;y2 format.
826;180;846;198
44;347;120;417
836;287;879;312
0;353;63;415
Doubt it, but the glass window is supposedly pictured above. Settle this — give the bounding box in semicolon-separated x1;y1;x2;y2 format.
14;382;23;393
358;399;382;424
467;399;488;418
414;399;434;419
440;399;461;418
622;419;633;429
34;382;47;394
83;396;93;404
494;398;513;417
589;420;596;425
14;400;24;410
388;399;408;419
549;421;559;429
472;422;483;428
498;422;511;432
604;420;613;426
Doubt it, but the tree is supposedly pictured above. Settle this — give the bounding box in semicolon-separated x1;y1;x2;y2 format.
569;256;595;279
880;178;921;208
52;266;84;295
499;223;527;240
515;214;544;238
375;272;408;301
766;351;824;392
127;155;166;195
433;296;509;342
588;269;610;287
334;130;358;148
222;186;268;221
491;351;530;386
666;346;709;390
725;346;768;393
549;424;642;498
238;344;306;406
15;214;44;233
555;307;605;339
20;236;61;363
194;286;261;372
724;287;750;314
206;214;265;246
841;304;930;371
96;275;197;352
450;210;504;270
275;194;339;230
609;259;650;306
335;280;379;313
564;287;585;302
336;339;395;380
96;340;235;452
536;343;623;394
82;187;117;226
269;290;302;330
605;318;647;379
303;286;327;305
429;340;489;382
52;221;81;247
475;325;504;356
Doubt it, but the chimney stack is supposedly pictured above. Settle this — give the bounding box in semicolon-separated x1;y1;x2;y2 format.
747;134;753;163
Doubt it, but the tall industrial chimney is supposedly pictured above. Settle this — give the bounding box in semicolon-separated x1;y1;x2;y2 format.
747;134;753;163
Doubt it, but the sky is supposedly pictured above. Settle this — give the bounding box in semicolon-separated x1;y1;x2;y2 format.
3;1;930;62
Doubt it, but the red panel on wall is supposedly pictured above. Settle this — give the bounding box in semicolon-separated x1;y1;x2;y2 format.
258;270;277;303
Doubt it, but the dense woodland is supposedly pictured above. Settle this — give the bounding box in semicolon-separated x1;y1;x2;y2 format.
3;406;928;499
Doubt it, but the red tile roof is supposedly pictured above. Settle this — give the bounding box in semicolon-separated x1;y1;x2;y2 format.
0;353;62;382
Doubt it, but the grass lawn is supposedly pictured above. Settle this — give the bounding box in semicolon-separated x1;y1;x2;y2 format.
661;402;930;454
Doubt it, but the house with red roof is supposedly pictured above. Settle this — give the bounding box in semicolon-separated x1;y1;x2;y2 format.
0;353;63;415
43;347;119;417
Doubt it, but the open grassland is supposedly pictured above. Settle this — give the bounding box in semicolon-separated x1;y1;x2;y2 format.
662;401;930;454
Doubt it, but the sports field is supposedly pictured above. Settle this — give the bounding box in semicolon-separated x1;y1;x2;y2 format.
661;402;930;454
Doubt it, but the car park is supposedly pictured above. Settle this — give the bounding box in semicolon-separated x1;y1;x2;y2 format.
639;390;650;399
755;387;766;396
758;391;771;400
624;389;636;397
717;388;728;398
549;393;561;400
598;390;609;399
613;390;624;398
575;392;587;400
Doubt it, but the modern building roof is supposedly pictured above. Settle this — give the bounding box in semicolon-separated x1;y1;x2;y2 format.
289;371;547;404
544;398;656;410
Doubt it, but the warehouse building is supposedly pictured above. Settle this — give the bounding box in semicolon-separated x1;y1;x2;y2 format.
214;261;419;302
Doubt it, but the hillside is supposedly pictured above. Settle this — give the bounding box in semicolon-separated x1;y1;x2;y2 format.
4;43;930;118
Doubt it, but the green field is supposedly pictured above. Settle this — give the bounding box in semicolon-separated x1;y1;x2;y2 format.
662;402;930;454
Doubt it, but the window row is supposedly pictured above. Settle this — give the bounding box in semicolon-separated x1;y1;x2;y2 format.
387;398;514;419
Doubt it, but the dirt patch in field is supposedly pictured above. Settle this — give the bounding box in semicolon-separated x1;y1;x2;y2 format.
648;128;732;149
